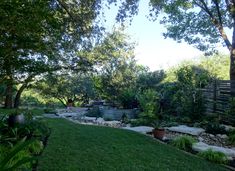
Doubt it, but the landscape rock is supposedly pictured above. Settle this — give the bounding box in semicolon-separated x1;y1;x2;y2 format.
222;124;235;131
167;125;205;136
217;134;228;139
198;137;204;142
193;142;235;158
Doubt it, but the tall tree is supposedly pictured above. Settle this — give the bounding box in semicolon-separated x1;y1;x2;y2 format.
114;0;235;94
96;28;138;103
37;72;96;107
0;0;104;108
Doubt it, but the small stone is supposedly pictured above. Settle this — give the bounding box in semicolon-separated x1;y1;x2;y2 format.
198;137;204;142
209;134;215;138
217;134;228;139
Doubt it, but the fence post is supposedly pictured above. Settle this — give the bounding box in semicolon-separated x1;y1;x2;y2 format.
213;80;217;113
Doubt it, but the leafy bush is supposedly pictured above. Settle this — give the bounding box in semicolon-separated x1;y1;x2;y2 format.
86;106;102;118
198;149;228;164
130;118;153;127
118;88;138;109
121;113;129;123
0;139;36;171
171;135;196;151
228;130;235;145
170;66;209;121
44;108;56;114
137;89;159;121
205;123;226;135
225;98;235;126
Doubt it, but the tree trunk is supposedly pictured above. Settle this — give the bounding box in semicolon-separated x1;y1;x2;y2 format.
230;22;235;97
4;80;13;108
14;84;27;108
13;75;34;108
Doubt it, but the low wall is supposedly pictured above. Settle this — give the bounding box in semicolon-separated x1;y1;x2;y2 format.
101;108;139;120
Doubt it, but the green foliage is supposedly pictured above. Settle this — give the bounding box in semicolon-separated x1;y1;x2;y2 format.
136;70;165;91
171;135;196;151
130;118;153;127
198;149;228;164
205;123;227;135
0;0;106;108
121;113;129;123
137;89;159;121
28;140;43;155
118;88;138;109
96;28;139;103
37;73;96;106
44;108;56;114
228;130;235;145
0;139;36;171
86;106;102;118
172;66;209;121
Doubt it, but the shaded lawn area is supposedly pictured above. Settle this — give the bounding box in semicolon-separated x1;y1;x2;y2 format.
38;119;228;171
0;108;45;116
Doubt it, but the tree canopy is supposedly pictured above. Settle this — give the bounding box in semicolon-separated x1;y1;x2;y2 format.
114;0;235;85
0;0;106;108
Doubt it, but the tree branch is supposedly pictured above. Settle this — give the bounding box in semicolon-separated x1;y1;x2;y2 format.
194;0;232;51
212;0;223;26
56;0;76;21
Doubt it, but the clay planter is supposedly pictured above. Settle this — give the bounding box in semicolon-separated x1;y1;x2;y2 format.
153;128;165;140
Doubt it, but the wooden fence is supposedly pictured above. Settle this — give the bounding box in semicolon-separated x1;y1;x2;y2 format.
201;80;235;115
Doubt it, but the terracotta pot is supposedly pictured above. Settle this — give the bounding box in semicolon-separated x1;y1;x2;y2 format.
153;128;165;139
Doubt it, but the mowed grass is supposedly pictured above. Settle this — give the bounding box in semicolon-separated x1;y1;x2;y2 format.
37;119;228;171
0;108;45;116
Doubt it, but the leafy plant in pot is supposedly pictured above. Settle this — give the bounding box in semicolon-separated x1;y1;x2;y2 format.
152;121;165;140
8;110;25;127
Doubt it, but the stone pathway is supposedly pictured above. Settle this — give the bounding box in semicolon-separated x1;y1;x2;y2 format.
193;142;235;159
167;125;205;136
122;126;154;134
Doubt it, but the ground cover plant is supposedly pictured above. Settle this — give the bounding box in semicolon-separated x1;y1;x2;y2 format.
0;113;50;170
37;118;228;171
198;149;228;164
170;135;196;152
0;108;45;116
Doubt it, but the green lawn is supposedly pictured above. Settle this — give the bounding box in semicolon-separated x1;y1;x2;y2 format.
37;119;228;171
0;108;45;116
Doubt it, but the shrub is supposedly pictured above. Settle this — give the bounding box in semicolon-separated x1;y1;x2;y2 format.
43;108;56;114
121;113;128;123
103;117;113;121
118;88;138;109
205;123;227;135
0;139;36;171
137;89;159;121
198;149;228;164
86;106;102;118
171;135;196;151
130;118;153;127
228;130;235;145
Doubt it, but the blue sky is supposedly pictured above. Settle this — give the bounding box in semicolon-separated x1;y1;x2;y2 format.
102;1;229;71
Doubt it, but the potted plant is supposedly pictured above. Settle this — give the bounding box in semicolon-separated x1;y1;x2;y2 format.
152;121;165;140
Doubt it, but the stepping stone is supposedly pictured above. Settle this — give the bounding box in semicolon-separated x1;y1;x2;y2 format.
58;112;78;117
123;126;154;134
167;125;205;136
42;114;59;118
193;142;235;158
